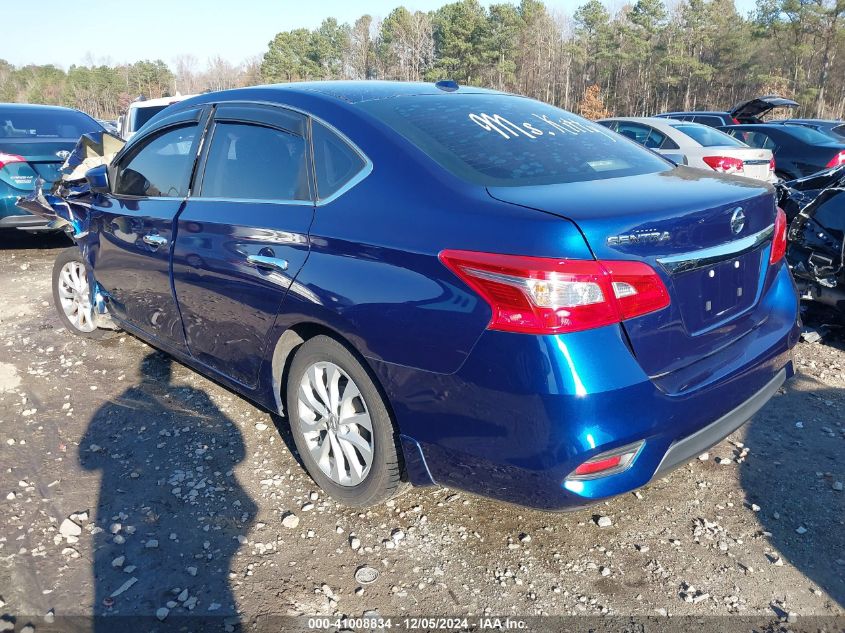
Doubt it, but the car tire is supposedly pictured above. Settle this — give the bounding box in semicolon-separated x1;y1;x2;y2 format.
52;247;116;340
286;334;407;507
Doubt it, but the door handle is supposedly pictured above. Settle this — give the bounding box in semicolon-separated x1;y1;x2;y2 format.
143;234;168;248
246;254;289;272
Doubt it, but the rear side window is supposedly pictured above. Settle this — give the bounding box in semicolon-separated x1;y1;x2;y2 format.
730;130;776;150
691;115;724;127
312;121;367;200
200;122;309;201
672;123;745;147
0;108;101;139
113;125;198;197
359;94;669;187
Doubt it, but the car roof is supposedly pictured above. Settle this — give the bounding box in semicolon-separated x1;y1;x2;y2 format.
129;95;198;109
600;116;683;132
658;111;729;116
0;102;86;114
178;81;504;109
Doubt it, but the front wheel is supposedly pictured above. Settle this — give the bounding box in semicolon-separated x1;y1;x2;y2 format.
286;335;406;507
52;247;115;340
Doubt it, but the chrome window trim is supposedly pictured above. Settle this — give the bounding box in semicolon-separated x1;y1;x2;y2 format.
309;117;374;206
656;224;774;274
189;197;314;206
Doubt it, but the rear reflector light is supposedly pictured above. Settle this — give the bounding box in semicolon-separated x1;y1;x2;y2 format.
702;155;744;174
825;150;845;169
439;250;670;334
770;206;787;264
568;441;644;480
0;152;25;170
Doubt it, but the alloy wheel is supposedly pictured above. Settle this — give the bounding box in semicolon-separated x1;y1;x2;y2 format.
297;361;374;486
57;261;96;333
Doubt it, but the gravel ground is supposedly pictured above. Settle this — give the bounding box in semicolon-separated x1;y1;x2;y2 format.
0;232;843;631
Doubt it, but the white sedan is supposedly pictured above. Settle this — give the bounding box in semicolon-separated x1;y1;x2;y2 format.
599;116;776;182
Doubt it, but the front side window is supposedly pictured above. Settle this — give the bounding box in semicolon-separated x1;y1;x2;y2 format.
312;121;367;200
199;122;309;201
113;125;198;197
615;122;651;145
359;94;669;187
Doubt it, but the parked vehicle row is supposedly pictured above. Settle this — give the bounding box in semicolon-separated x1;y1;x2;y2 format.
655;95;800;127
598;117;775;182
17;81;799;511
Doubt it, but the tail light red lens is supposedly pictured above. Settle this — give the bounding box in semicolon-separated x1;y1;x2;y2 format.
439;250;670;335
770;206;787;264
769;157;776;172
825;150;845;169
732;117;741;124
702;155;744;174
568;441;644;480
0;152;25;171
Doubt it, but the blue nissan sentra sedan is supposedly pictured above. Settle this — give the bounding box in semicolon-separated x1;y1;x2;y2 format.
30;81;799;510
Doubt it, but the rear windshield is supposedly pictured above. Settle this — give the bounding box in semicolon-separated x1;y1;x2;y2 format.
671;123;746;147
781;125;839;145
129;105;168;133
359;94;670;186
0;108;101;139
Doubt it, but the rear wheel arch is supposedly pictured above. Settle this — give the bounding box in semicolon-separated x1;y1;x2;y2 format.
269;322;390;418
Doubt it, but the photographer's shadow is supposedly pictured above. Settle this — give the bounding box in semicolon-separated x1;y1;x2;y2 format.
741;372;844;608
80;352;256;629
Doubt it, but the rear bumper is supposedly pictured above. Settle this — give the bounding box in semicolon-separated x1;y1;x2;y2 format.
375;264;800;510
653;367;786;477
0;214;51;230
1;193;50;230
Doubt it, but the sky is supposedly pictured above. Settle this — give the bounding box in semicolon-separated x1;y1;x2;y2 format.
3;0;759;70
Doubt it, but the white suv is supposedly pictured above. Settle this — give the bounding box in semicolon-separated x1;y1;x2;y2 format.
117;94;197;141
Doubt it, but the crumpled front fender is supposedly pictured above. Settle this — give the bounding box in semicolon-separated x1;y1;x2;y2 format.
15;130;124;244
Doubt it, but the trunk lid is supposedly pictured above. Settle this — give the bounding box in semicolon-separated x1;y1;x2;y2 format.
0;139;77;190
729;95;799;123
488;167;779;379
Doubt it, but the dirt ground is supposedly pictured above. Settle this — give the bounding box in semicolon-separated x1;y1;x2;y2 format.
0;232;843;632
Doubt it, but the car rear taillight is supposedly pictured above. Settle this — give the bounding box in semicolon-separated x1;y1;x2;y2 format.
732;117;741;124
770;206;787;264
825;150;845;169
702;155;744;174
568;441;644;480
769;157;776;172
439;250;670;335
0;152;25;170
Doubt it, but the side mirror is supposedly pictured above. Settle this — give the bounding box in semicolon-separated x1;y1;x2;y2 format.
85;164;110;194
662;153;688;166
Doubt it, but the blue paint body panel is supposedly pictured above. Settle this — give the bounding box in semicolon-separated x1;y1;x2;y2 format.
27;82;800;509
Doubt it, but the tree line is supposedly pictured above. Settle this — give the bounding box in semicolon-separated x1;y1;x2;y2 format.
2;0;844;121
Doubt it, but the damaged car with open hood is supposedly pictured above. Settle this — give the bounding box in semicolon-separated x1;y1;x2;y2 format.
17;82;800;511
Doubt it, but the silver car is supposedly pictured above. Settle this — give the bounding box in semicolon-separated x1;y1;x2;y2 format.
599;116;776;182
